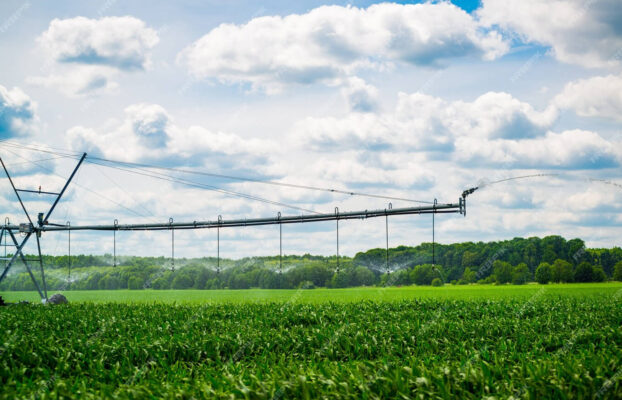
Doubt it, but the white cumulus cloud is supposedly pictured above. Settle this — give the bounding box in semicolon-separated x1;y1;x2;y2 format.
31;16;159;96
307;155;435;189
554;74;622;121
341;77;379;112
65;103;274;173
455;130;620;169
178;2;508;92
38;16;159;70
478;0;622;68
293;91;558;152
0;84;37;138
27;66;119;97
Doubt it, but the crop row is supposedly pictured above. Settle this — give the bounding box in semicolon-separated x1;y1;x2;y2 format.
1;296;621;398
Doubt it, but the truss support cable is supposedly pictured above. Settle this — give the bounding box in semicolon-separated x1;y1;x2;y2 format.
0;141;433;205
1;148;156;221
85;159;320;215
0;140;433;205
84;156;434;205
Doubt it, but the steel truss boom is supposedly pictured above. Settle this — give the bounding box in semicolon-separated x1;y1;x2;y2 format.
1;148;478;302
5;201;464;232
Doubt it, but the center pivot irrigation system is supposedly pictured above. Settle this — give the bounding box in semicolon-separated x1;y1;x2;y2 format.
0;151;478;303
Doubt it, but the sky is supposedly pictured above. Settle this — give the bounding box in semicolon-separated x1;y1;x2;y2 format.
0;0;621;260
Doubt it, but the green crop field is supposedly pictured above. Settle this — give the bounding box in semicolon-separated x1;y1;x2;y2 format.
1;284;621;399
2;282;620;304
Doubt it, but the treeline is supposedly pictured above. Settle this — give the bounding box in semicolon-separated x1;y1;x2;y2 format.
1;236;621;291
354;235;622;285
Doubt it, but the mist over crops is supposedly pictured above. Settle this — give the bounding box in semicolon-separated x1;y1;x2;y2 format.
2;236;620;292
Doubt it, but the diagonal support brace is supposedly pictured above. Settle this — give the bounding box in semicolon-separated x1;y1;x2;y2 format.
1;230;45;301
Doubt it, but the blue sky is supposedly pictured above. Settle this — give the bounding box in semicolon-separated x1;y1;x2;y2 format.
0;0;621;259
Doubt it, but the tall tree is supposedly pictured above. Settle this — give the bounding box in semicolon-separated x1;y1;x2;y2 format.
535;263;552;284
512;263;531;285
551;259;574;283
574;262;593;283
493;261;513;284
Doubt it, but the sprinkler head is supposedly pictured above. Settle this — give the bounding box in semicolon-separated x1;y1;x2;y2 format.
462;187;478;199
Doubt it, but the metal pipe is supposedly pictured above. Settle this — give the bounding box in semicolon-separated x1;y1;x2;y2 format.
35;233;48;300
33;202;462;232
43;153;86;224
16;189;60;196
3;210;460;234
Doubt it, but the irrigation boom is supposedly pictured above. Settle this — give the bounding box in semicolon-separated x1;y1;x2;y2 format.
0;152;477;302
7;202;464;232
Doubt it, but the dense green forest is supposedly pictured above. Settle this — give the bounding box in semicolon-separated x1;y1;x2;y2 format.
1;236;621;291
